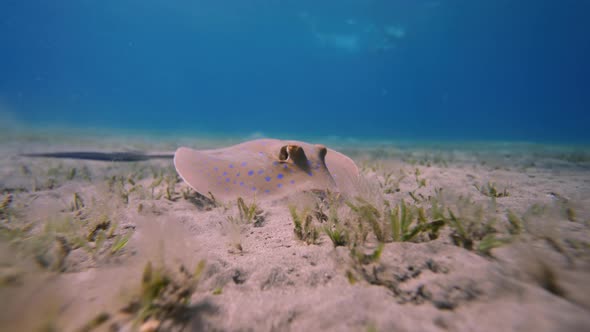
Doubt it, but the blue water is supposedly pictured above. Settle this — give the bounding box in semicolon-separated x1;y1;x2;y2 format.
1;1;589;143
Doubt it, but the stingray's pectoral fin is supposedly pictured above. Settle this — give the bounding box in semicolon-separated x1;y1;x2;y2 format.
174;147;208;196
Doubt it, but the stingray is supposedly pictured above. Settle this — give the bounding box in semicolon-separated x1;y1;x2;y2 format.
22;139;359;201
174;139;359;201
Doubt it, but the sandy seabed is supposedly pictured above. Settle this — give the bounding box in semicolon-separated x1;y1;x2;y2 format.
0;133;589;332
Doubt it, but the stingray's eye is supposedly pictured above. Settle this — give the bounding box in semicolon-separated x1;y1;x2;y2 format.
279;145;306;164
279;145;290;161
314;144;328;160
278;145;310;169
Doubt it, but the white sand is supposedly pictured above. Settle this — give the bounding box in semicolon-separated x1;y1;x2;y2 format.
0;135;589;331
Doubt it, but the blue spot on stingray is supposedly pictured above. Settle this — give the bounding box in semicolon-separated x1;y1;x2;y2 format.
214;167;219;171
272;161;279;166
307;171;313;176
225;178;230;183
223;171;228;176
241;162;247;166
265;176;271;182
277;184;282;188
240;182;244;186
258;170;264;175
236;172;240;177
229;164;234;168
264;189;270;193
283;165;288;169
290;180;295;184
277;174;284;179
248;170;254;176
258;152;264;156
251;187;257;191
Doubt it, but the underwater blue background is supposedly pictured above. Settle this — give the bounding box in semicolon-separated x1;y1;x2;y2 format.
1;0;589;143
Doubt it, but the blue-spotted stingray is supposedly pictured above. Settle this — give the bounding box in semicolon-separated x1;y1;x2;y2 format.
174;139;359;201
22;139;360;201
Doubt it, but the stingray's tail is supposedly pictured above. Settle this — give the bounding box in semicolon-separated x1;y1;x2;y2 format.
21;152;174;162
